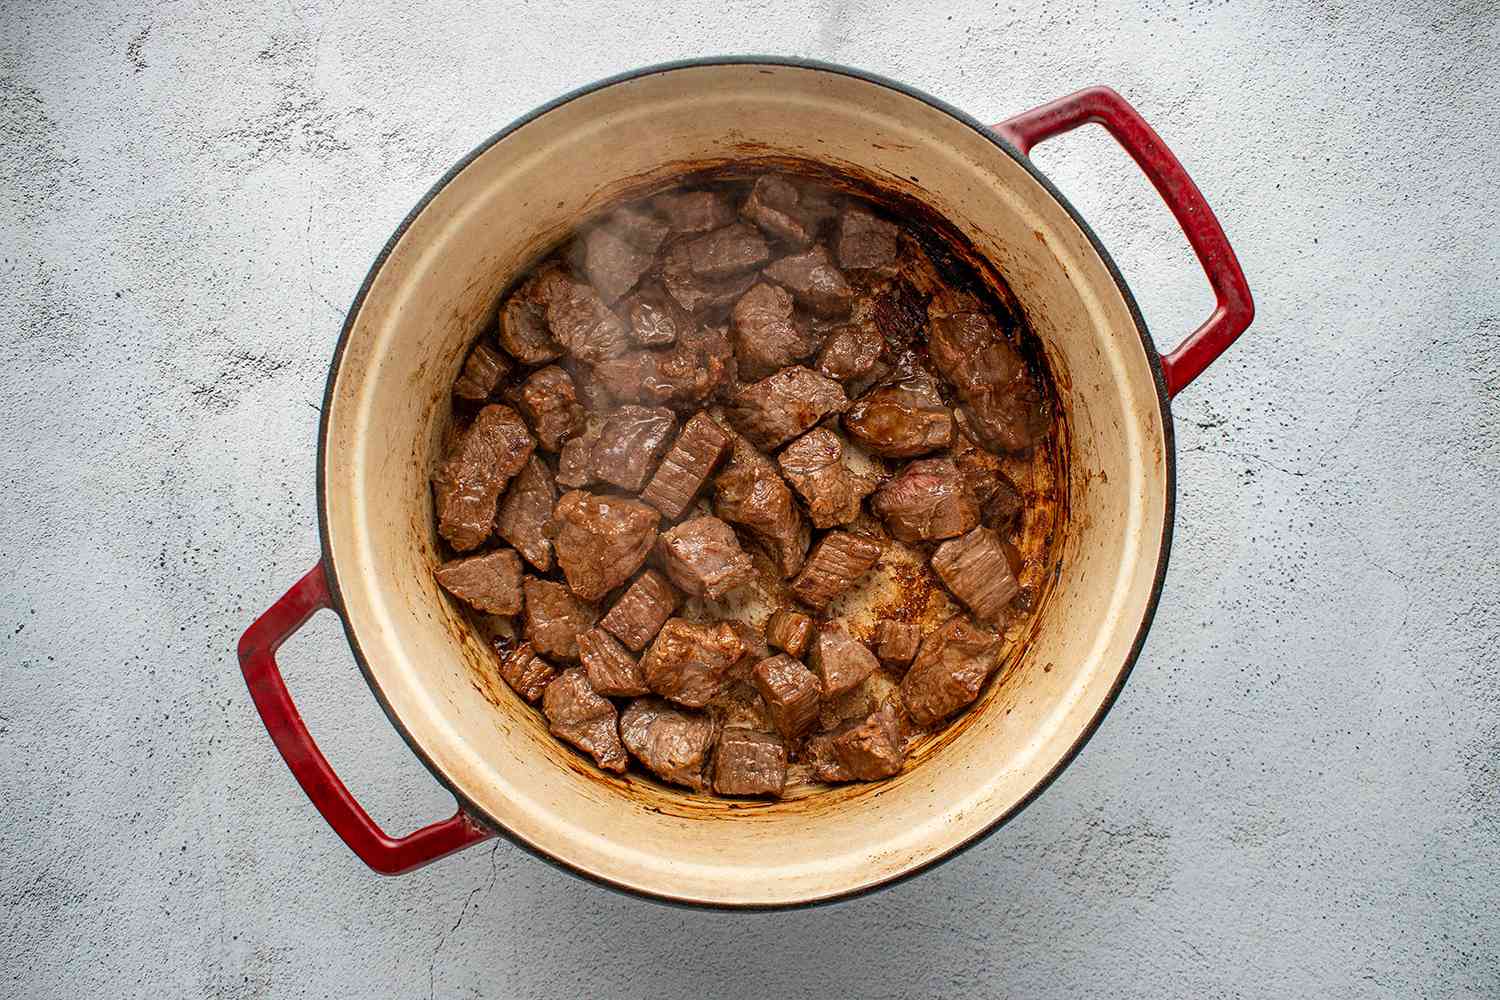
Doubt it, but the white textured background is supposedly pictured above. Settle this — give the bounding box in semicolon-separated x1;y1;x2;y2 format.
3;2;1497;997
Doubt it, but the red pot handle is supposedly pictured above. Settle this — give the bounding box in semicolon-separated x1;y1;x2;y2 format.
237;562;494;875
994;86;1254;397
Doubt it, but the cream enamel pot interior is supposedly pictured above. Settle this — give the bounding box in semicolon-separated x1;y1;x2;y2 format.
238;59;1253;908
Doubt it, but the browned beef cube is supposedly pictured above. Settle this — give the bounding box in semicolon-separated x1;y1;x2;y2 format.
874;620;921;669
777;427;880;529
591;325;736;408
653;189;737;235
788;181;840;234
511;365;585;452
927;309;1049;453
957;383;1051;454
762;244;854;318
581;224;655;303
542;668;627;772
684;222;770;279
739;176;812;248
814;324;884;384
495;455;557;572
538;270;630;364
588;405;675;491
522;576;596;662
640;618;748;707
712;433;810;577
452;342;511;403
826;700;905;780
869;457;980;544
730;282;815;380
498;291;563;365
556;425;599;489
712;727;788;797
725;366;848;450
867;276;928;352
546;490;660;602
623;283;695;347
835;205;899;271
841;352;953;458
498;641;557;703
931;526;1019;625
619;697;716;789
790;530;882;610
600;569;681;653
750;654;821;738
640;412;733;520
661;242;760;315
765;609;813;659
432;404;536;552
951;431;1025;530
899;614;1003;727
434;549;523;616
578;626;648;697
655;516;754;600
807;625;879;697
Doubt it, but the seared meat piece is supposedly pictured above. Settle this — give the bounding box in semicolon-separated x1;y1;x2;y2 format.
581;224;654;303
653;188;737;235
931;526;1020;625
814;324;884;385
958;384;1051;454
841;353;953;458
739;176;812;248
655;516;755;600
619;697;716;789
712;433;810;577
432;404;535;552
511;365;585;451
981;471;1024;529
927;309;1048;452
498;290;563;365
600;569;682;653
777;427;880;529
900;614;1003;727
623;283;695;347
578;626;648;697
556;425;600;489
789;530;882;610
867;277;928;352
522;576;596;662
765;609;813;659
951;430;1025;530
452;341;511;403
750;654;821;738
538;270;630;364
661;242;759;315
869;457;980;543
590;325;736;408
730;282;815;380
498;641;558;704
542;668;627;773
495;455;557;572
725;366;848;450
546;490;659;602
762;244;854;318
788;181;840;234
684;222;771;279
588;405;675;491
640;411;733;520
873;620;921;669
434;549;523;616
641;618;748;708
811;700;905;782
834;205;899;271
807;625;879;697
712;727;788;797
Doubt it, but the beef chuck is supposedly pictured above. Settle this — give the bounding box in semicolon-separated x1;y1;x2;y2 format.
599;568;682;653
684;222;771;279
841;353;953;458
869;457;980;543
807;625;879;697
640;618;748;708
814;324;884;384
537;269;630;364
789;530;883;610
730;282;815;380
578;626;648;697
511;365;586;451
619;697;716;789
623;283;695;347
738;176;812;248
725;366;849;450
930;526;1020;625
867;277;928;351
661;242;759;315
712;727;789;797
655;516;755;600
900;614;1003;727
712;433;810;577
653;188;737;235
812;700;905;781
777;427;880;529
546;491;660;602
873;620;921;669
581;223;656;303
556;424;600;489
498;641;558;703
927;309;1048;452
498;288;564;365
432;404;536;552
434;549;523;616
640;411;733;520
542;669;627;772
834;205;899;271
765;609;814;659
588;405;675;491
750;654;821;738
522;576;596;662
495;455;557;572
590;325;735;408
952;431;1025;530
761;244;854;318
452;341;511;403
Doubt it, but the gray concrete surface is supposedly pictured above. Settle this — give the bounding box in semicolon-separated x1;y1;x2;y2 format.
3;1;1497;997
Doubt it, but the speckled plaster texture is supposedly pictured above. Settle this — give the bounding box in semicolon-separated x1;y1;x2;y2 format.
2;1;1497;996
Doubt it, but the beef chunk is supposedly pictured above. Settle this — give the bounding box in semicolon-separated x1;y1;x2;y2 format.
640;618;748;707
739;176;812;248
788;182;840;234
930;526;1020;625
655;516;754;600
841;353;953;458
789;530;882;610
807;625;879;697
868;277;928;352
556;425;599;489
653;188;737;235
777;427;880;529
590;325;735;408
874;620;921;669
762;244;854;318
588;405;675;491
640;411;733;520
725;366;848;450
661;242;759;315
498;292;563;365
495;455;557;572
581;224;655;303
542;669;627;772
712;433;810;577
511;365;586;451
869;457;980;543
730;282;815;380
538;270;630;364
434;549;523;616
957;383;1051;454
452;342;511;403
619;697;716;789
522;576;596;662
814;324;884;384
927;309;1048;452
900;614;1003;727
813;701;905;781
765;609;813;659
684;222;771;279
432;404;535;552
951;431;1025;530
750;654;821;738
835;205;899;271
578;626;648;697
712;727;788;797
623;283;695;347
546;491;659;602
498;641;557;703
599;569;682;653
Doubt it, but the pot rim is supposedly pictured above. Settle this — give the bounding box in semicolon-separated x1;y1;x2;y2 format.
313;55;1177;910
